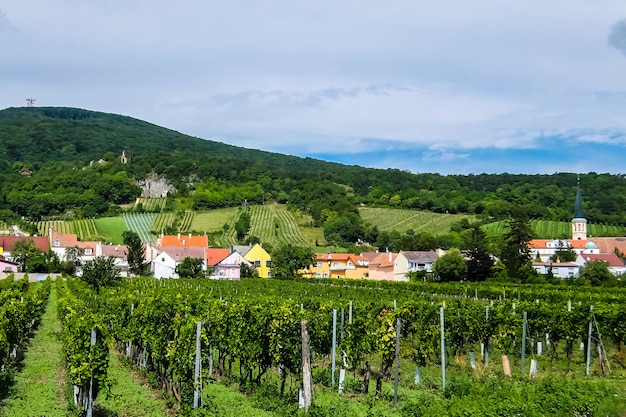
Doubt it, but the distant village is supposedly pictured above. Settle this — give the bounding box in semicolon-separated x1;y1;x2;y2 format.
0;184;625;282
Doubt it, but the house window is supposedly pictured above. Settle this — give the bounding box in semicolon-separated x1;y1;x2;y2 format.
84;248;92;255
316;262;322;268
54;239;60;247
161;257;165;262
266;260;272;267
254;260;261;267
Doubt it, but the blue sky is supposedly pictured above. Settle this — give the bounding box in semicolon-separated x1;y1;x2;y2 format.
1;1;626;174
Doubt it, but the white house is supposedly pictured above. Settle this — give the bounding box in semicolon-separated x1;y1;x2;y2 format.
532;261;579;279
394;251;440;281
576;253;626;276
151;251;179;279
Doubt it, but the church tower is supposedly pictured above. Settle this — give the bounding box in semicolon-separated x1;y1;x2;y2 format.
571;176;587;240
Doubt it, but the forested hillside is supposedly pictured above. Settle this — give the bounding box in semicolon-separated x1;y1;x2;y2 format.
1;107;625;249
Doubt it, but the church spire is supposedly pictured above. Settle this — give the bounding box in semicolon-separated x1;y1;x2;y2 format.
573;175;585;219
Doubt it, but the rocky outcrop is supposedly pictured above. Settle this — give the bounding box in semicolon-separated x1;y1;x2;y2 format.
137;174;176;198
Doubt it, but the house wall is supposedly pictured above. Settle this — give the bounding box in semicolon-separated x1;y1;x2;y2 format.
245;244;272;277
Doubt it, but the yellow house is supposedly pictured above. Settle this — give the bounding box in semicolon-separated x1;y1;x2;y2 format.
240;244;272;278
304;253;369;279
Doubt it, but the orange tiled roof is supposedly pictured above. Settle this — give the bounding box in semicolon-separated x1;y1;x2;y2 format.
159;234;209;248
369;252;397;268
529;239;589;249
206;248;230;267
314;253;357;262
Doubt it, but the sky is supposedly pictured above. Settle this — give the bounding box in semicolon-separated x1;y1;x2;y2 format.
1;1;626;175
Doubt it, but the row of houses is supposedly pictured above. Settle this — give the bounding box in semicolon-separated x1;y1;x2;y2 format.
0;229;444;281
1;220;624;281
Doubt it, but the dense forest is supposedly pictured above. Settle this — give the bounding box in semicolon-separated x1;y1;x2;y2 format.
1;107;626;247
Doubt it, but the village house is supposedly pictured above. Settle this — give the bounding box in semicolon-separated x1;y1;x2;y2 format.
147;234;209;279
394;250;441;281
232;244;272;277
213;251;252;280
368;251;398;281
303;253;368;279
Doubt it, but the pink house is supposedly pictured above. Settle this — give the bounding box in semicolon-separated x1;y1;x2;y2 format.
368;252;398;281
213;252;252;280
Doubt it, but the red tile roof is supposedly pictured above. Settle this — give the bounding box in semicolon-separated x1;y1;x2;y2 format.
0;236;49;252
206;248;230;267
581;253;625;267
369;252;397;268
100;244;128;259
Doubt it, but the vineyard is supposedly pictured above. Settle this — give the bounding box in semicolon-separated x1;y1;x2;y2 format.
122;212;155;244
0;221;10;234
150;212;176;234
71;219;99;240
134;197;167;212
359;207;475;235
482;219;626;239
33;219;99;240
0;276;50;385
48;277;626;416
34;220;72;236
248;204;309;247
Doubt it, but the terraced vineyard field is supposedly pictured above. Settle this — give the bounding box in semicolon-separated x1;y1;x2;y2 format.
248;204;308;246
0;221;10;235
150;212;176;234
482;220;626;238
34;220;72;235
122;212;155;244
71;219;99;240
359;207;475;234
134;197;167;212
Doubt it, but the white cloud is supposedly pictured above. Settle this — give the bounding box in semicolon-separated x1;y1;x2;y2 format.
2;0;626;173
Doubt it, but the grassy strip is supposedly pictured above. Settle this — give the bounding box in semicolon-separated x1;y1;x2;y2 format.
93;352;173;417
200;382;278;417
0;285;66;417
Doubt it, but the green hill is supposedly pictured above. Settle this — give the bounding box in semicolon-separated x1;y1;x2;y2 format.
1;106;625;251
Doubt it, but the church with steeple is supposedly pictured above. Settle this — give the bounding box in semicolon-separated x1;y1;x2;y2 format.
529;176;626;276
571;177;587;241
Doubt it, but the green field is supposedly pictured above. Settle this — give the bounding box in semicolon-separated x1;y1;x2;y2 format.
94;217;127;244
189;207;240;233
359;207;476;235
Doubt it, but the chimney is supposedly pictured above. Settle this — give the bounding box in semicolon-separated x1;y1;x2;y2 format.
389;252;392;262
178;233;181;240
189;233;192;239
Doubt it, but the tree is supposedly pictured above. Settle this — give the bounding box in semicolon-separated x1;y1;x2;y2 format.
578;260;616;286
81;256;122;293
500;213;534;282
123;230;148;277
271;245;315;278
62;246;83;276
463;225;494;281
10;238;58;273
240;262;259;278
432;249;468;282
551;240;577;262
175;257;204;278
